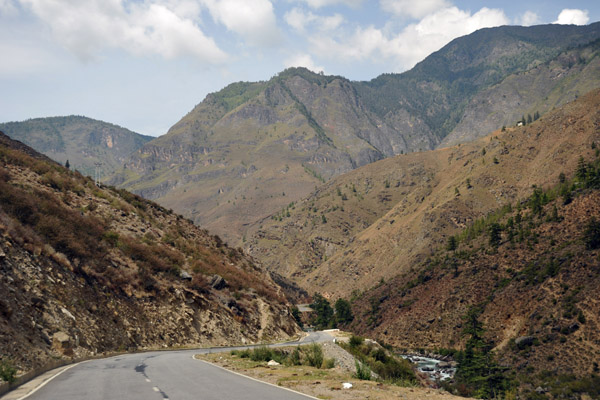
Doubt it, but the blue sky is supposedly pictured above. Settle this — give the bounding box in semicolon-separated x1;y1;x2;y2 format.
1;0;598;136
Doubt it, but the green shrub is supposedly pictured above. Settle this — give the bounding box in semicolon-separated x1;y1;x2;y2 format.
349;335;364;348
0;360;17;384
102;231;120;247
290;347;302;365
323;358;335;369
354;360;371;380
251;346;274;362
305;343;324;368
238;349;251;358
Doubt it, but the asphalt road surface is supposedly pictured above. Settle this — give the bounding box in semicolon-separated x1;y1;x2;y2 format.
19;331;333;400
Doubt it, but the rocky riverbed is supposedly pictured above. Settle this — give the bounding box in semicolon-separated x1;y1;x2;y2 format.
401;354;457;382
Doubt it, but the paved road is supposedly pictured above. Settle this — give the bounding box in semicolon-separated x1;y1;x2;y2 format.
14;332;333;400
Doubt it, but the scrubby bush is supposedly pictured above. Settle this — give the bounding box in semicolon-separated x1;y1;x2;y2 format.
250;346;274;362
290;347;301;366
237;349;251;358
349;335;364;348
354;360;371;380
305;343;324;368
0;360;17;384
340;338;416;385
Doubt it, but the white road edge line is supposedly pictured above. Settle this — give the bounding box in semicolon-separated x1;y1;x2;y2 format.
16;360;90;400
192;355;319;400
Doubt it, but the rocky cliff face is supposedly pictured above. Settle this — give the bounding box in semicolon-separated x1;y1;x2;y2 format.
440;39;600;147
0;132;299;377
111;68;420;244
0;116;153;177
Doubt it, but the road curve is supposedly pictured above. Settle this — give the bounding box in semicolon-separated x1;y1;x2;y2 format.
16;332;333;400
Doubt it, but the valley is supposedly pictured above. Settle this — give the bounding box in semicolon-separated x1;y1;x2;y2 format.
2;20;600;400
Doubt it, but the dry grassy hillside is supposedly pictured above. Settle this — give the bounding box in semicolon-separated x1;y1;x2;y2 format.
350;158;600;397
248;89;600;298
0;132;298;377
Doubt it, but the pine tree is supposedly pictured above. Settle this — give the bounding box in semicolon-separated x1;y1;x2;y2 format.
334;298;354;325
446;236;458;251
529;187;545;216
558;172;566;183
488;223;502;248
65;160;70;169
311;293;334;329
584;218;600;250
576;156;587;180
455;306;511;398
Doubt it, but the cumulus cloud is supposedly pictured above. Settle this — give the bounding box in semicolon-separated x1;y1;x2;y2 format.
284;53;324;73
297;0;362;9
284;8;344;33
200;0;280;46
309;6;508;71
554;9;589;25
18;0;227;63
515;11;541;27
380;0;450;19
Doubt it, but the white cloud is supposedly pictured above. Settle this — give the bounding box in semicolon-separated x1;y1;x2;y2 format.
0;0;18;16
515;11;540;27
380;0;450;19
297;0;362;9
284;8;344;33
18;0;227;63
284;53;324;73
200;0;280;46
554;9;589;26
309;6;508;71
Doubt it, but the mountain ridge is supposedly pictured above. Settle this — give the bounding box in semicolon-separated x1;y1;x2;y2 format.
109;22;600;244
0;116;153;178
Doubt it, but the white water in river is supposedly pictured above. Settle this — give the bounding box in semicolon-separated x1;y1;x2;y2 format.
401;355;456;381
